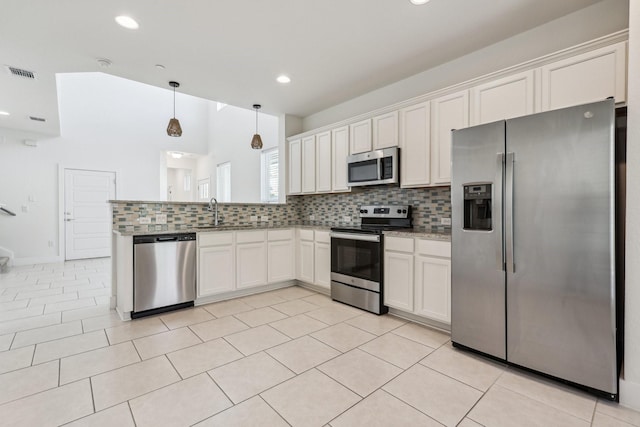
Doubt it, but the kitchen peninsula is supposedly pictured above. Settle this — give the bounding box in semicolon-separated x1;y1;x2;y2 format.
110;190;452;326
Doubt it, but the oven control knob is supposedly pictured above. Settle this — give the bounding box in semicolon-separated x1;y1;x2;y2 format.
402;209;407;214
397;209;402;214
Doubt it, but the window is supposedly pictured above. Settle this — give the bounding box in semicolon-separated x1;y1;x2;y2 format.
261;148;279;203
183;174;191;192
197;178;210;201
216;162;231;202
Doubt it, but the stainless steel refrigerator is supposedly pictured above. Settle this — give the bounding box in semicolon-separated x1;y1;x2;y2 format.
451;99;618;399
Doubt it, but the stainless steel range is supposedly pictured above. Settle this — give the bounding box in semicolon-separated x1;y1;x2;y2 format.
330;204;412;314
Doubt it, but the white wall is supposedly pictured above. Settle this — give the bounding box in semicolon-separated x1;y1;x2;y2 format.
205;104;279;203
621;0;640;411
0;72;209;262
303;0;629;130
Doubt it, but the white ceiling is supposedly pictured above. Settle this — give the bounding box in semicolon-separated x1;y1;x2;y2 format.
0;0;603;138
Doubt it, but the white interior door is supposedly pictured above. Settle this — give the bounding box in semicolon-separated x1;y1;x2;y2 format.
64;169;116;260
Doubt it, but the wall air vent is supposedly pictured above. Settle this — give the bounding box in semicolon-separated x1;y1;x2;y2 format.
29;116;46;122
5;66;36;80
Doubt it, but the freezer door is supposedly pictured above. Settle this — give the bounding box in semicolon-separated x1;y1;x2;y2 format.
451;120;506;359
505;99;617;395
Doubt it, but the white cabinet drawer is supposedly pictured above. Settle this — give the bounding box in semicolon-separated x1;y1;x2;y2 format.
299;229;314;241
236;230;266;244
415;239;451;258
267;229;294;241
199;232;233;247
385;236;414;253
315;230;330;244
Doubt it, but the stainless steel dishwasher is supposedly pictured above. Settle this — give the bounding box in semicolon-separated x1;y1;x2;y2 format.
132;233;196;318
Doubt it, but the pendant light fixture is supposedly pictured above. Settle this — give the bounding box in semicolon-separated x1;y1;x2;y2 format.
251;104;263;149
167;81;182;137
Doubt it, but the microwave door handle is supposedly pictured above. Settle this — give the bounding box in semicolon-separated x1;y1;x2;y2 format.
378;159;383;180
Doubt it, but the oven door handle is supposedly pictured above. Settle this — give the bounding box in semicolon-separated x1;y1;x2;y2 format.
330;232;380;242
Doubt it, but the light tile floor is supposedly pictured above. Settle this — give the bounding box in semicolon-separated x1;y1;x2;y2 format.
0;259;639;426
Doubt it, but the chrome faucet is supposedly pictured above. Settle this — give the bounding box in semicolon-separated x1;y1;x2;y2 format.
208;197;219;226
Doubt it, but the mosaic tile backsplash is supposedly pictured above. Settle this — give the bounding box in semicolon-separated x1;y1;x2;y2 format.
111;201;298;233
290;185;451;232
111;185;451;233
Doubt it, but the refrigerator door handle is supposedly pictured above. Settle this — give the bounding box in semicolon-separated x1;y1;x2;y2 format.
505;152;515;273
496;153;505;271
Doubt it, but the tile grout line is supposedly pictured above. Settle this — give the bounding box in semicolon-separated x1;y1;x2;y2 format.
258;394;294;427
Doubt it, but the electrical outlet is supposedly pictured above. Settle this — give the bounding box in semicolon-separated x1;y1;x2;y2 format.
155;225;162;231
139;216;151;224
48;240;54;247
343;216;351;222
250;215;258;222
155;213;167;224
28;195;37;202
309;214;315;221
441;217;452;225
260;215;269;222
21;205;28;213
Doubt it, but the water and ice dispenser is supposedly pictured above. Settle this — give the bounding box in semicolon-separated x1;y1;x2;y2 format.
463;184;492;231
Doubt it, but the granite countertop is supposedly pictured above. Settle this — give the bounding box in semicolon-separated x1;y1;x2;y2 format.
113;223;449;240
383;228;451;241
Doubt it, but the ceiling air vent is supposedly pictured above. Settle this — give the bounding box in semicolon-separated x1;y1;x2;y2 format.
5;66;36;80
29;116;46;122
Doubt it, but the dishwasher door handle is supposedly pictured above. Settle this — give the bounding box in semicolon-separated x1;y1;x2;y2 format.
156;236;178;242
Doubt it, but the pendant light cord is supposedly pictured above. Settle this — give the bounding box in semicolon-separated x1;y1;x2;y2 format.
255;107;258;133
173;85;176;119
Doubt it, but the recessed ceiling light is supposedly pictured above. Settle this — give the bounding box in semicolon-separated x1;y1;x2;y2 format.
276;75;291;84
0;111;9;116
115;15;139;30
170;152;183;159
155;64;166;70
410;0;430;4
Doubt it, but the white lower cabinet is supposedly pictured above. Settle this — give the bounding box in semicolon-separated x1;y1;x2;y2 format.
414;255;451;323
384;251;414;311
314;231;331;289
236;230;267;289
198;232;235;297
268;229;295;283
384;235;451;324
236;242;267;289
296;229;331;289
198;228;295;299
297;229;315;284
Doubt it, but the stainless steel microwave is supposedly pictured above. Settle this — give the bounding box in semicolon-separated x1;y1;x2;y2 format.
347;147;399;187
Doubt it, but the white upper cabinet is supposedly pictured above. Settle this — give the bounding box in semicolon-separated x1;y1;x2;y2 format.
540;41;627;111
288;139;302;195
399;102;431;188
349;119;372;154
301;135;316;193
315;131;332;193
331;126;350;192
372;111;399;149
431;90;469;185
471;70;536;126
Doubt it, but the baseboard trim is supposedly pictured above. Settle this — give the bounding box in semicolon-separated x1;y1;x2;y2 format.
296;281;330;296
194;281;297;306
620;378;640;411
12;255;64;266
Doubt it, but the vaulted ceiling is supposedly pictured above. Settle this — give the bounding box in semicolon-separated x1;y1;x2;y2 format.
0;0;604;138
